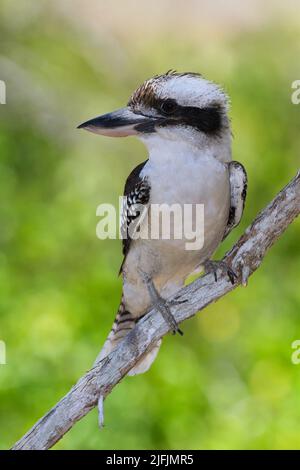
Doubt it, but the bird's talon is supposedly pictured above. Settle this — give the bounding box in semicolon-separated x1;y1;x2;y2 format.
170;298;188;306
227;269;236;285
140;272;184;336
204;259;237;284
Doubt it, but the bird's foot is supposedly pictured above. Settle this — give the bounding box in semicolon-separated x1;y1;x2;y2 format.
204;259;237;285
151;294;184;336
138;269;184;335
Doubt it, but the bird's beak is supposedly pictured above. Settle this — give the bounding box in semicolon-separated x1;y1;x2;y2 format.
77;107;158;137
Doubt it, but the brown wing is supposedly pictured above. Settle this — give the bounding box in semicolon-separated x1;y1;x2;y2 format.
119;160;150;273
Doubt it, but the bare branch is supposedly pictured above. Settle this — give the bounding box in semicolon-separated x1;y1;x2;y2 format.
12;171;300;450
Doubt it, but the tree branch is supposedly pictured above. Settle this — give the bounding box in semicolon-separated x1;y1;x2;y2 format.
12;171;300;450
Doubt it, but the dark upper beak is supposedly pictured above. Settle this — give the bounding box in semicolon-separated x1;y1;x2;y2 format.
77;107;159;137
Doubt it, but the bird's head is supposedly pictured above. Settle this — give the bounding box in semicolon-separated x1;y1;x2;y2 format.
78;71;231;155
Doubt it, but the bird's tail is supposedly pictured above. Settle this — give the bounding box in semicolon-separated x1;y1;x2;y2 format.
96;293;161;376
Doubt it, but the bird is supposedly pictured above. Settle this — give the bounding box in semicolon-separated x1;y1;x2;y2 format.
78;70;247;377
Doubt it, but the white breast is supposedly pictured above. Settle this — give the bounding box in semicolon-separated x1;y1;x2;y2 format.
123;138;231;316
136;142;230;279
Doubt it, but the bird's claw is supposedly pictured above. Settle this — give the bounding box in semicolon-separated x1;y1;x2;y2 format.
150;295;184;335
204;259;237;285
161;299;184;336
139;269;184;335
169;297;188;306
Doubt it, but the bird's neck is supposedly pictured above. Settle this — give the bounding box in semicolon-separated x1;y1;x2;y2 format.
140;134;231;165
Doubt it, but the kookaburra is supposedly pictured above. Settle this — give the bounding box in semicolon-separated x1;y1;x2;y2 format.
78;71;247;376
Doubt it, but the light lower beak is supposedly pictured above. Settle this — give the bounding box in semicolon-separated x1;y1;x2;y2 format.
77;107;158;137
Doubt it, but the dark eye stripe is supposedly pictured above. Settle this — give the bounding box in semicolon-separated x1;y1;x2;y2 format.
129;89;223;135
177;105;222;134
156;99;223;134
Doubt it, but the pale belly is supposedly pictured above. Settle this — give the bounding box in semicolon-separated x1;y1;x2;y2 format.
122;157;230;316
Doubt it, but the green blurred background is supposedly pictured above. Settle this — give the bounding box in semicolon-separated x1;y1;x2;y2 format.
0;0;300;450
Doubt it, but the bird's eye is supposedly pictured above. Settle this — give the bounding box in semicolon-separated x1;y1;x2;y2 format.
160;99;177;115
